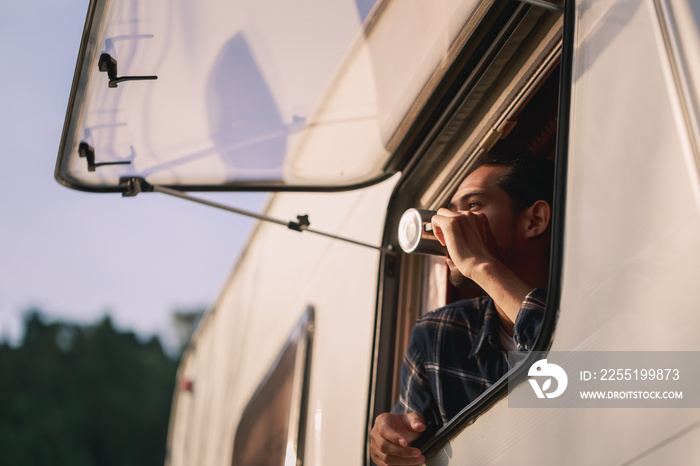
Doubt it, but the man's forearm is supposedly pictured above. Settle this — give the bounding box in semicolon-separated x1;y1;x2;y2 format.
471;260;533;325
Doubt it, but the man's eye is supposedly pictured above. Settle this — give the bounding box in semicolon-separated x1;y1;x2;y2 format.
468;203;481;210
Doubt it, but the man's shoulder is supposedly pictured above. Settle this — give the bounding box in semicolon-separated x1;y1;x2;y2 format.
414;296;493;331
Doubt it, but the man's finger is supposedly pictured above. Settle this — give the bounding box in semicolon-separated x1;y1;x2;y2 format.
432;208;464;246
403;412;427;433
436;207;460;217
371;436;425;466
372;453;426;466
374;414;415;448
370;413;427;464
371;435;423;460
431;214;455;247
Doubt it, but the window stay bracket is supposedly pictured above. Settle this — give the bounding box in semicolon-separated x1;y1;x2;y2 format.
118;177;395;255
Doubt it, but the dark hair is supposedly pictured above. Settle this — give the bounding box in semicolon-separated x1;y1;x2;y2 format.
472;152;555;213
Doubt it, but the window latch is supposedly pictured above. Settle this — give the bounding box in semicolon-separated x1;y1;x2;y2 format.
79;142;131;171
98;53;158;88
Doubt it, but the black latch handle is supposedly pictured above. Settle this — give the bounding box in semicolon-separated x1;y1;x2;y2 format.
79;142;131;172
98;53;157;88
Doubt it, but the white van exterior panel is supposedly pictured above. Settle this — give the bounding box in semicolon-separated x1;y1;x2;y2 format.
167;175;398;466
426;0;700;464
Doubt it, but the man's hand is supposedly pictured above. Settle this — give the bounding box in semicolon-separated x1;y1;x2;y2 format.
370;412;426;466
431;208;532;325
431;208;499;279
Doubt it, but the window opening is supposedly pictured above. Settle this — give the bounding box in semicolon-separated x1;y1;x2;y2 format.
377;62;562;461
368;3;568;463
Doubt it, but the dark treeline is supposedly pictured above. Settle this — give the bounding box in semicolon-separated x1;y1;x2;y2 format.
0;311;179;466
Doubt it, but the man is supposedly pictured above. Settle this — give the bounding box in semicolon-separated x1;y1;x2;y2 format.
370;152;554;466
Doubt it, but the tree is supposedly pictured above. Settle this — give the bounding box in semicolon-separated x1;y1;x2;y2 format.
0;311;178;466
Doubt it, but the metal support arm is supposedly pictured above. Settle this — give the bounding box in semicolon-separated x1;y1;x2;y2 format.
118;177;395;255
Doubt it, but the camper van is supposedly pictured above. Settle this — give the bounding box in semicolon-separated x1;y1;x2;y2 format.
55;0;700;464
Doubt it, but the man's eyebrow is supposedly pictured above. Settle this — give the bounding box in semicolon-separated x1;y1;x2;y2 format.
447;189;486;208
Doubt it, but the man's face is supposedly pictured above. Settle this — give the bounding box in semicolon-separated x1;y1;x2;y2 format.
445;164;519;287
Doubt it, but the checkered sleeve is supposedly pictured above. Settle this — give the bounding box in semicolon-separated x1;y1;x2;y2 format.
391;324;442;434
512;287;547;351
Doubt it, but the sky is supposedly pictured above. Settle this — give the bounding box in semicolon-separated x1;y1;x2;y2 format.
0;0;266;350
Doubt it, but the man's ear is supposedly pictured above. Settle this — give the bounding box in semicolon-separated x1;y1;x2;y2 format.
522;200;551;238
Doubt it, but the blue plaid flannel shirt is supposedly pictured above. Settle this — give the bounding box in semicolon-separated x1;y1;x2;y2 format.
392;288;546;436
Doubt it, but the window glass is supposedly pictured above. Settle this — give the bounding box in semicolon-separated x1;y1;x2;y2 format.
231;308;313;466
56;0;487;192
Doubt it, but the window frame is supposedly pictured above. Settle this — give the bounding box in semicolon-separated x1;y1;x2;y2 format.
54;0;503;195
365;0;574;461
231;306;315;466
420;0;572;447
